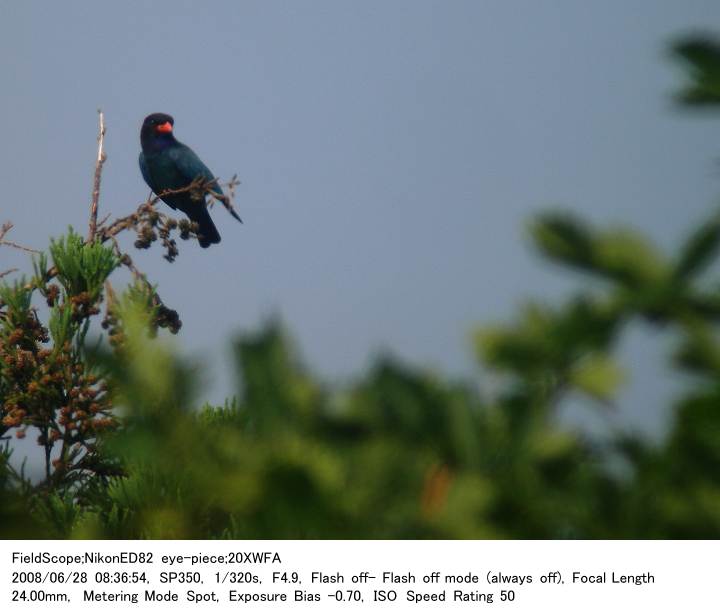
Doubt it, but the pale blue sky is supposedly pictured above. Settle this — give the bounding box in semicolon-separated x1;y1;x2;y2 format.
2;1;719;454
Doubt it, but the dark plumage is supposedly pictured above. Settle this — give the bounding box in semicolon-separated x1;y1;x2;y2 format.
139;113;226;247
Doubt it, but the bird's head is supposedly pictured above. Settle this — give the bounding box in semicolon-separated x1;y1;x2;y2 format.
140;113;176;150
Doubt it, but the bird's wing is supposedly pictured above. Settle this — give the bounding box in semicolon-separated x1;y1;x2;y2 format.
168;143;242;224
168;144;224;195
138;152;156;192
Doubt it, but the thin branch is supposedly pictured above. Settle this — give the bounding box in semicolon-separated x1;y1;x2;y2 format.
0;221;39;254
98;188;191;242
0;240;40;254
110;237;159;301
98;176;241;242
0;268;18;279
97;212;111;228
88;110;106;243
209;188;243;223
98;180;205;241
109;236;182;331
207;174;243;222
0;221;11;242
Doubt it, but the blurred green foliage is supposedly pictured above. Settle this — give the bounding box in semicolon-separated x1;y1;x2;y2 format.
673;37;720;106
2;35;720;539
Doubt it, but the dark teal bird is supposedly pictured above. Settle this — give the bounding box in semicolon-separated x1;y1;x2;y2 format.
139;112;239;247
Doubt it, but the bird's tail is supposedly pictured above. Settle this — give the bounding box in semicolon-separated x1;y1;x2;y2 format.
190;206;221;248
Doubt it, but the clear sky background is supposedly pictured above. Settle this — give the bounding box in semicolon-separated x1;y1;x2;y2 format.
2;1;719;461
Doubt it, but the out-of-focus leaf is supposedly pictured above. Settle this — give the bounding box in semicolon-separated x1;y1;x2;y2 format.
593;230;667;286
672;37;720;106
674;212;720;279
531;214;595;270
673;322;720;377
532;214;668;286
569;354;625;403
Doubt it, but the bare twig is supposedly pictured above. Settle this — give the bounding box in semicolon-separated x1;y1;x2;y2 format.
208;174;242;222
209;189;243;223
0;240;40;254
0;110;109;303
97;212;111;228
88;110;106;242
109;237;157;299
98;176;241;242
98;186;195;241
0;268;18;279
0;221;11;242
0;221;39;254
108;236;182;332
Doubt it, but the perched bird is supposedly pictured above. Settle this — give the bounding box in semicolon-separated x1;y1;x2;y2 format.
139;112;239;247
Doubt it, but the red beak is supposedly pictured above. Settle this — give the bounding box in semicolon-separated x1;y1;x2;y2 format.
156;122;173;133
